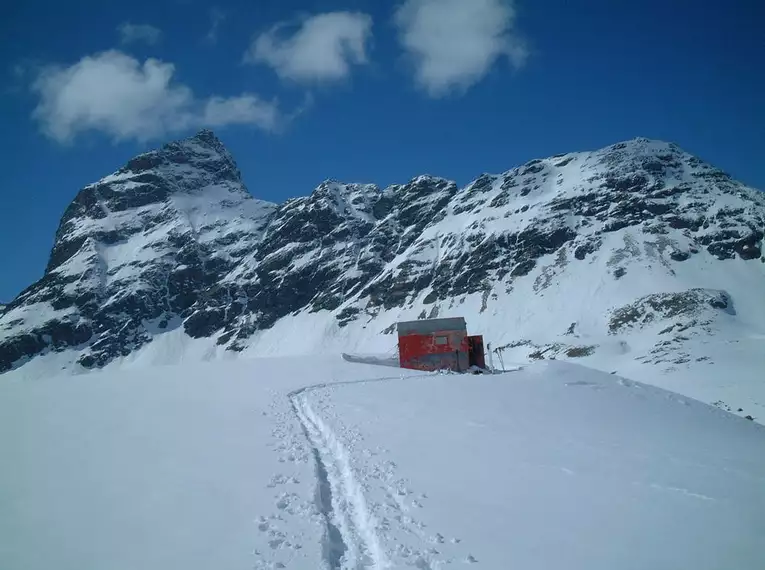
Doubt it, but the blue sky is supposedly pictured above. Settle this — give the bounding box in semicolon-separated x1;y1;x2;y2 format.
1;0;763;301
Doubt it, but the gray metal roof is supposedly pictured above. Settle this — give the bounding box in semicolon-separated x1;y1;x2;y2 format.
397;317;467;336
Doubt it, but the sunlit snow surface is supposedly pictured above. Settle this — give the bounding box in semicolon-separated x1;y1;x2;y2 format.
1;356;763;569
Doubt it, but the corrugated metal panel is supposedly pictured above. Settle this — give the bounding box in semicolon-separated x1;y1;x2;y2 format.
396;317;466;336
399;331;470;372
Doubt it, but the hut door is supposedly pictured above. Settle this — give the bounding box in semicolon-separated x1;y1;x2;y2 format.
468;336;484;368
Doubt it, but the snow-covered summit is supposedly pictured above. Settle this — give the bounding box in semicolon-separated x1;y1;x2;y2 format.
1;129;276;370
2;133;764;415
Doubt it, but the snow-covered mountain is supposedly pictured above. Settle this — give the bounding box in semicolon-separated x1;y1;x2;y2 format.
2;131;764;411
1;130;275;370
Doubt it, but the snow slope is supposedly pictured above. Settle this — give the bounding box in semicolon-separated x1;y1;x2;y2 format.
1;356;763;570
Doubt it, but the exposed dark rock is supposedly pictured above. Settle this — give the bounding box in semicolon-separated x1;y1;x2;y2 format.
609;289;734;333
521;160;545;175
336;306;361;328
574;239;601;260
511;259;536;277
2;134;764;373
670;250;691;262
565;346;596;358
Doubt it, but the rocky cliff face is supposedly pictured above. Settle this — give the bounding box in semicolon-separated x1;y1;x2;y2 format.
2;133;764;381
0;130;275;370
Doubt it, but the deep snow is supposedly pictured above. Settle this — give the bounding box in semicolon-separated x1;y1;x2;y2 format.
1;356;763;570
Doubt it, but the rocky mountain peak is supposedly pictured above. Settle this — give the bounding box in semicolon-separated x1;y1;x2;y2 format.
307;180;383;223
118;128;240;185
1;131;277;371
192;127;225;146
1;135;763;381
396;175;456;195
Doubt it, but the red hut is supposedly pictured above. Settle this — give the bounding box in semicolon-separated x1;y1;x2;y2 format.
397;317;485;372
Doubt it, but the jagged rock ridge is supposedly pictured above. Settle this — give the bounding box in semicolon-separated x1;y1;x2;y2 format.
1;132;764;375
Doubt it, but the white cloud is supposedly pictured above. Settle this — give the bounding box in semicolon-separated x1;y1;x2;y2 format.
394;0;528;97
31;50;280;143
205;7;226;44
117;22;162;46
203;94;279;130
245;12;372;83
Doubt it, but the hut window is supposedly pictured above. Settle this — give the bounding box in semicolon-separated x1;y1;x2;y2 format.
434;335;448;345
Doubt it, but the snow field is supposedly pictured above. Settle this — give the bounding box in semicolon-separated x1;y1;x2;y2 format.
297;361;765;569
1;356;763;570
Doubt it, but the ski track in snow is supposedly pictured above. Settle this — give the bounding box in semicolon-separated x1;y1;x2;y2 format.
253;373;474;569
291;387;387;569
